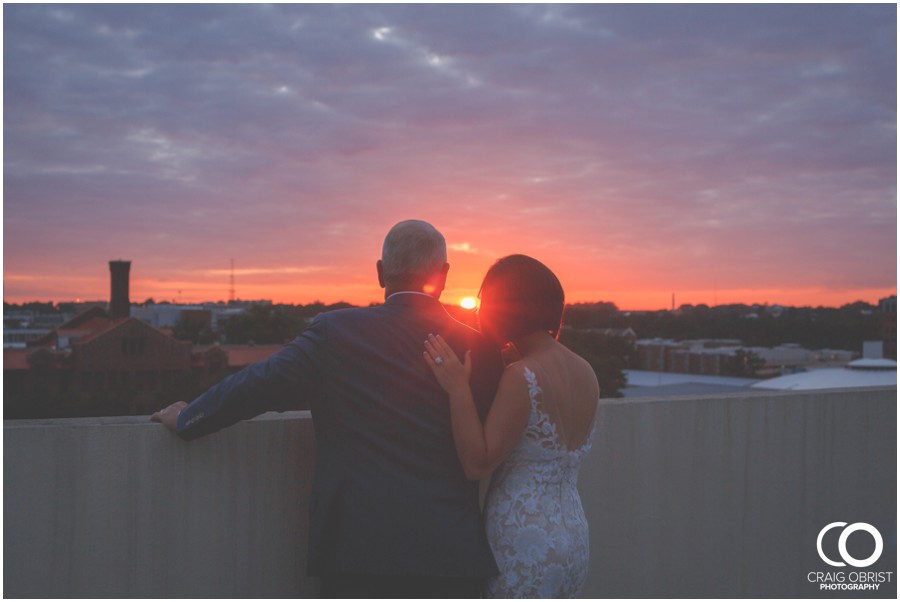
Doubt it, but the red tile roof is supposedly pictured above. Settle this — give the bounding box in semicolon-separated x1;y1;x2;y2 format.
57;316;115;339
30;310;114;348
57;306;108;330
69;318;130;346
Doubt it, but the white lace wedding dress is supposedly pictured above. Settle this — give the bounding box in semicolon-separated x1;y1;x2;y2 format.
484;366;597;598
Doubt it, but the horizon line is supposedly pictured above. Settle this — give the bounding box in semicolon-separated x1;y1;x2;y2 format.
3;295;895;314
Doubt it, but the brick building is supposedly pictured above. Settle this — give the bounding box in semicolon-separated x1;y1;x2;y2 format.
67;315;193;398
4;261;193;417
5;307;193;416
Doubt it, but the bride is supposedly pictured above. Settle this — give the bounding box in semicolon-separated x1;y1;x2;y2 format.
424;254;600;598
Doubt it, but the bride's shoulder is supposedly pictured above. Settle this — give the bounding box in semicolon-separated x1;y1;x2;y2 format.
502;359;530;378
499;360;537;388
506;357;546;375
558;343;593;371
559;347;600;393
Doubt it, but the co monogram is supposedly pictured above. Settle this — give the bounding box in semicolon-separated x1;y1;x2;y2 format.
817;522;883;568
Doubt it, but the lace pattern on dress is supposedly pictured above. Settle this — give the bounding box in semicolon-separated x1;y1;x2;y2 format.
484;365;595;598
523;367;561;452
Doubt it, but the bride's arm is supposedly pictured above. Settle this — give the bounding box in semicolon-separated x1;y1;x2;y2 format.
425;334;530;480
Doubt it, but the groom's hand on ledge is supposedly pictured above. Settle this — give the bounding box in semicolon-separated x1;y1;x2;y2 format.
151;401;188;433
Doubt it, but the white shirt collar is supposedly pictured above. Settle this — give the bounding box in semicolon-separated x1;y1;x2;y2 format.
386;291;436;302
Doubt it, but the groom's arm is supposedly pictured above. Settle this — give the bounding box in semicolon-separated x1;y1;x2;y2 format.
154;315;326;441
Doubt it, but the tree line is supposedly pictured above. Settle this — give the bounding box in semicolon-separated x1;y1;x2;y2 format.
563;301;883;352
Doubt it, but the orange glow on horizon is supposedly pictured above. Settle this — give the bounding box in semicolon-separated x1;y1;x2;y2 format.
2;272;894;311
2;242;895;311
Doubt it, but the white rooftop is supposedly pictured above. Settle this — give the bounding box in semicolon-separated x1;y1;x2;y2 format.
624;370;758;389
846;358;897;370
750;365;897;391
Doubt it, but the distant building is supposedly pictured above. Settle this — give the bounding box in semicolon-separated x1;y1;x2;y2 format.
180;309;213;331
880;295;896;360
4;263;288;418
5;262;193;417
749;358;897;391
862;340;884;359
635;339;742;376
4;328;53;349
580;327;638;344
73;301;108;314
206;306;247;332
622;369;758;398
130;303;247;336
192;343;284;386
622;356;897;396
64;316;192;398
5;307;193;416
5;311;293;417
634;338;858;377
3;311;69;349
130;304;194;329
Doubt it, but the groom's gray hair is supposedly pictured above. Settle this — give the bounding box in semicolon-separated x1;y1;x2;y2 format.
381;220;447;286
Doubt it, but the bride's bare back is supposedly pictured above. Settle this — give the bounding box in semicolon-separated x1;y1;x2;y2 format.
516;340;600;452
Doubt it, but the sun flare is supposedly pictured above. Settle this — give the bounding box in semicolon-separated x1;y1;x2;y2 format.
460;297;478;310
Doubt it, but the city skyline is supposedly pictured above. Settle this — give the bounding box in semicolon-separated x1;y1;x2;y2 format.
4;4;897;310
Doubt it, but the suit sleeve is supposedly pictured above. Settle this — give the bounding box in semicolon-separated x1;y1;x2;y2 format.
176;315;326;440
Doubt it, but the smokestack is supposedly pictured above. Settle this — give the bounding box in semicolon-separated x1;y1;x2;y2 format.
109;260;131;319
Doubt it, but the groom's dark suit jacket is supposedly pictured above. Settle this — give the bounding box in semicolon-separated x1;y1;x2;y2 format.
176;292;504;578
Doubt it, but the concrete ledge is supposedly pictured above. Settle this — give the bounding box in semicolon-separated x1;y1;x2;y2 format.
581;386;897;598
5;389;897;598
5;411;317;598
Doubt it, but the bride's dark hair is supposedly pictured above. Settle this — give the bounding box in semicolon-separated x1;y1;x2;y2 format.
478;254;565;341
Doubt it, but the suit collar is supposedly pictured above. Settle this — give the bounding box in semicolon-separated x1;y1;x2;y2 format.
384;291;446;315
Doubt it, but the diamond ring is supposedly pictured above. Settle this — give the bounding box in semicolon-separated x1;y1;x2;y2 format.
434;356;444;365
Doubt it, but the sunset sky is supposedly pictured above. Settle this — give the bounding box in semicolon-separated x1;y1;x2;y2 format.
4;3;897;310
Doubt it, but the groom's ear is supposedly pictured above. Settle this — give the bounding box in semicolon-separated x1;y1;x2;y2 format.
432;263;450;297
376;260;386;288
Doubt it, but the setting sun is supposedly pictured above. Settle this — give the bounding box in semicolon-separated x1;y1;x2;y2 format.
460;297;478;310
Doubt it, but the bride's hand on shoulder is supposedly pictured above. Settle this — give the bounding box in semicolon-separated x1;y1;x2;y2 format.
423;333;472;397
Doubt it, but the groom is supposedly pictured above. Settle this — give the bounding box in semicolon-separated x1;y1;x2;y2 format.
152;220;504;598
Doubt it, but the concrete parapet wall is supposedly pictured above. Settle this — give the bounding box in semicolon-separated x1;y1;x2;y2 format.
4;387;897;598
4;412;317;598
581;386;897;598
